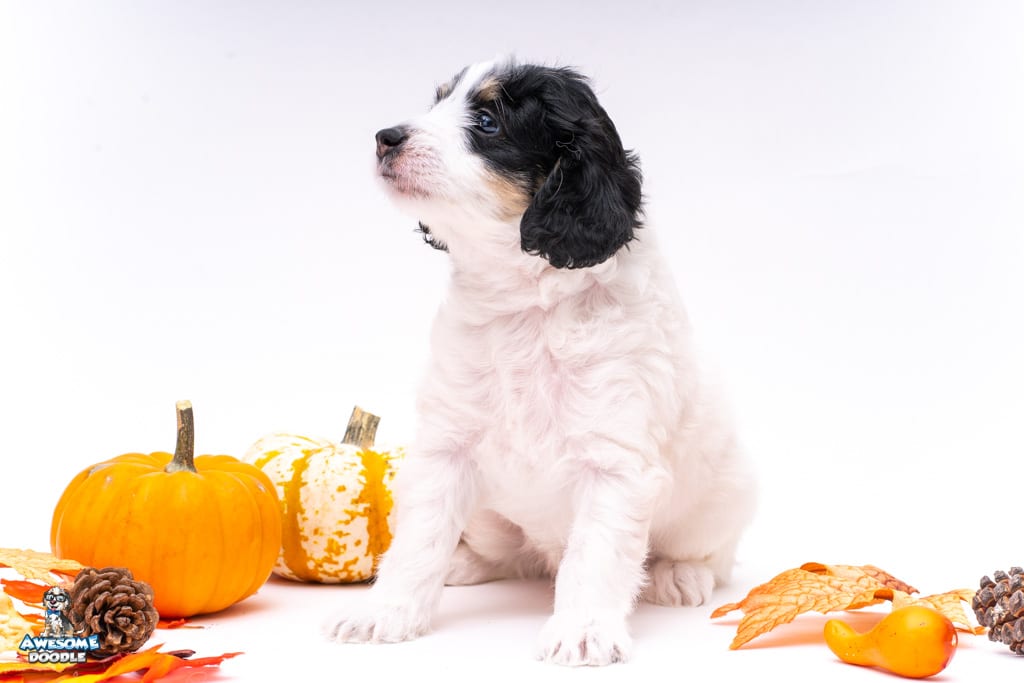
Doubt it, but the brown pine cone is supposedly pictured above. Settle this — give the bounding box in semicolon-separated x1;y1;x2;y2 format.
68;566;159;657
972;567;1024;655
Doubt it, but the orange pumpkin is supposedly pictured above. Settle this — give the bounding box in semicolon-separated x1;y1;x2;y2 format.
50;401;282;618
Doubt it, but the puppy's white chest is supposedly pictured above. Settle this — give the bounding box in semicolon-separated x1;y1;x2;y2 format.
466;312;583;538
478;312;572;445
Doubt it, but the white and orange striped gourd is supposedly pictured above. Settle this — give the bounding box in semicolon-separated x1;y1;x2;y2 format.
243;407;403;583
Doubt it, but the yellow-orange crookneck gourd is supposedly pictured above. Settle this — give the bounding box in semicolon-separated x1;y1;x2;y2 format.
50;401;282;618
824;605;958;678
243;406;403;583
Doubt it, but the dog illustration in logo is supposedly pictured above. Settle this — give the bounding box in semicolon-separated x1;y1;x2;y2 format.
41;586;75;638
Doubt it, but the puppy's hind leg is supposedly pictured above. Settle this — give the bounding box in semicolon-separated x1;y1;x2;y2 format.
446;510;545;586
641;557;718;607
446;542;509;586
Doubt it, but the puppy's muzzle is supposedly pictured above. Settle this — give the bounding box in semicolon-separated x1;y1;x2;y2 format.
376;126;409;160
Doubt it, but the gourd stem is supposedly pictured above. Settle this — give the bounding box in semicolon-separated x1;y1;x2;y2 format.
166;400;197;473
342;406;380;449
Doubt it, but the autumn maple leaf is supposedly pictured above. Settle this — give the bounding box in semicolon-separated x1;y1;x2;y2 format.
711;562;979;649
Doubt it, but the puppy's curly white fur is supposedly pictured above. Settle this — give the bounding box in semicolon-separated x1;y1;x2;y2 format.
324;58;756;666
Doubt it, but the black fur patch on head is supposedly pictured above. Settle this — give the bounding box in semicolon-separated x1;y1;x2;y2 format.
463;63;643;269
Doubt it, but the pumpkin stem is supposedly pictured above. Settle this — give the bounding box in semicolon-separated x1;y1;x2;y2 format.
342;406;380;449
166;400;197;473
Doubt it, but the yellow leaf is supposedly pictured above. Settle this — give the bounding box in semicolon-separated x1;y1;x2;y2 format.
0;548;82;585
892;588;984;634
0;593;38;653
0;658;78;675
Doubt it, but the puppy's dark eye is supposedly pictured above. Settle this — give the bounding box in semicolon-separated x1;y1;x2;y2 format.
476;111;500;135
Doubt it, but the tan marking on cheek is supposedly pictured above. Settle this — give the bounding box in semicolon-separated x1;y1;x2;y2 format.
485;171;532;220
475;77;502;103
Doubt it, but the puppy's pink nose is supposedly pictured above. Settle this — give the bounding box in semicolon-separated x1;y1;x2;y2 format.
376;126;408;159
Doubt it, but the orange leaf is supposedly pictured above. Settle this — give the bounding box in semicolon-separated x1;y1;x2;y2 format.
56;645;165;683
0;660;78;676
711;563;916;649
58;652;133;676
138;654;186;682
49;647;240;683
1;580;48;606
16;612;44;626
138;650;240;683
98;645;167;678
800;563;918;594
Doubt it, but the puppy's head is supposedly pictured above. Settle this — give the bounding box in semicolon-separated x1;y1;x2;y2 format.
375;60;642;269
43;586;70;612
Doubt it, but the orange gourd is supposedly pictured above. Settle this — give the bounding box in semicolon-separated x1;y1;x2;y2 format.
824;605;958;678
50;401;282;618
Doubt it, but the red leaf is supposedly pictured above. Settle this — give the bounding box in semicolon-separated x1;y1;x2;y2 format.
156;618;189;629
179;652;242;668
51;569;81;581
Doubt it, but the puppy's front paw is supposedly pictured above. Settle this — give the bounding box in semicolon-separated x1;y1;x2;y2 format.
322;600;429;644
536;611;632;666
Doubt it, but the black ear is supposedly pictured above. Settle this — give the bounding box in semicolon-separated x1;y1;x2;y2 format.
520;75;642;269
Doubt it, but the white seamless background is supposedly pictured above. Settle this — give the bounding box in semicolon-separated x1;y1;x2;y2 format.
1;2;1022;680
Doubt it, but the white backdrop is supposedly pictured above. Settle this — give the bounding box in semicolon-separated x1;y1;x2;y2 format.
2;1;1022;680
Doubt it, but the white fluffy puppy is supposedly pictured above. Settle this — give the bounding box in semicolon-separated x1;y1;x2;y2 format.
325;59;756;666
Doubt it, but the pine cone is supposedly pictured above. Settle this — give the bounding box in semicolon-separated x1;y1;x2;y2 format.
972;567;1024;655
68;566;159;657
